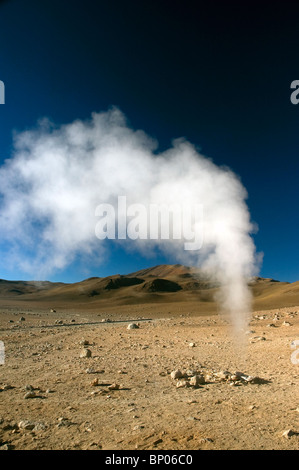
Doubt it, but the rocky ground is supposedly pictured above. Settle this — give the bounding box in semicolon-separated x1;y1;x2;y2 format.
0;304;298;450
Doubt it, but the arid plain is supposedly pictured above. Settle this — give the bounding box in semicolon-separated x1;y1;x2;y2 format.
0;265;298;450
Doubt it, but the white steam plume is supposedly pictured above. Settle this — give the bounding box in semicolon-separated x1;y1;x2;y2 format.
0;108;258;330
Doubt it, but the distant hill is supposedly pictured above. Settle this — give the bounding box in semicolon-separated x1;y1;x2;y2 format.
0;264;297;311
0;279;64;296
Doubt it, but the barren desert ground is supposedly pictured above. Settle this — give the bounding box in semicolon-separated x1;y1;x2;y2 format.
0;298;298;450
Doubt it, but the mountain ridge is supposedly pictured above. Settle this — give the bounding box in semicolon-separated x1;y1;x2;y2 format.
0;264;297;311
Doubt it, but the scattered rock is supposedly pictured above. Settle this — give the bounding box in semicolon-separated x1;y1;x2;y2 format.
24;384;34;391
18;420;35;430
170;369;184;380
108;383;120;390
127;323;139;330
234;371;247;379
57;417;73;428
80;348;92;358
24;391;37;399
199;437;213;443
170;367;268;388
215;370;231;381
230;374;240;382
176;379;189;388
185;369;197;376
282;429;297;439
34;422;47;431
250;336;266;343
189;375;205;387
248;405;256;411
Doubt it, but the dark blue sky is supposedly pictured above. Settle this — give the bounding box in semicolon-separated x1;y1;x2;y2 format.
0;0;299;282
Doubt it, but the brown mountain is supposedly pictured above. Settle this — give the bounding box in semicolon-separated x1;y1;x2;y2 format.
0;264;297;311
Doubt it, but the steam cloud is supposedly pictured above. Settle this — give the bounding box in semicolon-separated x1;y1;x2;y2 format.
0;108;258;330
